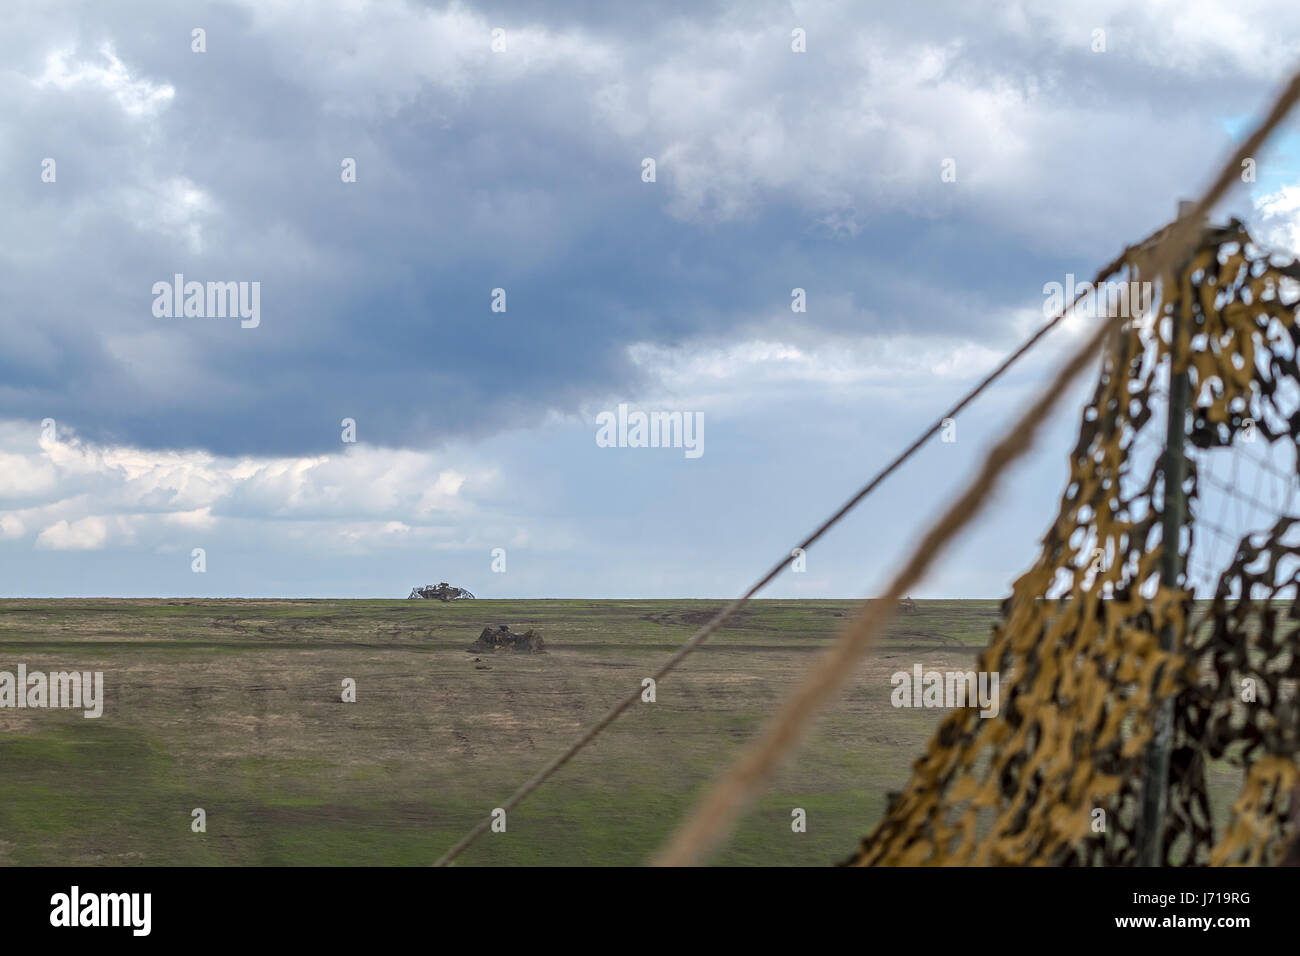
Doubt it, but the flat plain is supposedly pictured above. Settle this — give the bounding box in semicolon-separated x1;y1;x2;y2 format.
0;598;1241;865
0;598;1013;865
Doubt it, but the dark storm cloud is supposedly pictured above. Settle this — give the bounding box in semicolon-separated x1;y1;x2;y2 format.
3;0;1298;455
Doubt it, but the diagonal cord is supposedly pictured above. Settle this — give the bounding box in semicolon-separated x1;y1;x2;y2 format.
651;262;1129;866
431;240;1151;866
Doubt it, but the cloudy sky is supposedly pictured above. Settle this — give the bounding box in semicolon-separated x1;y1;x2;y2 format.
3;0;1300;598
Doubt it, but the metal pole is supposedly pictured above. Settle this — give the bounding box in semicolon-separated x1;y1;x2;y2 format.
1135;201;1195;867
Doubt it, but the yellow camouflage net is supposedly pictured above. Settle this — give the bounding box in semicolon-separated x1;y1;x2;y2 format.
848;220;1300;866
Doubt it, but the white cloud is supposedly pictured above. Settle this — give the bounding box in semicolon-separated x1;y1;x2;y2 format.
0;420;495;553
36;516;111;551
0;451;58;497
626;332;1006;407
117;177;214;254
30;42;174;118
1254;184;1300;256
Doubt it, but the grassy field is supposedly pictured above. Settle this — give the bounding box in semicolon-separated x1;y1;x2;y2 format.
0;598;1011;866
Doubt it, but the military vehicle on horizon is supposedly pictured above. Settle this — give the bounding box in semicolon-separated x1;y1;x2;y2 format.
407;582;475;601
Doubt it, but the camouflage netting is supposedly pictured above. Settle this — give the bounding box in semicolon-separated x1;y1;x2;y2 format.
847;220;1300;866
474;625;545;652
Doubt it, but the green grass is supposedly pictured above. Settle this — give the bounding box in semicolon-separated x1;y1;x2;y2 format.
0;597;1039;865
